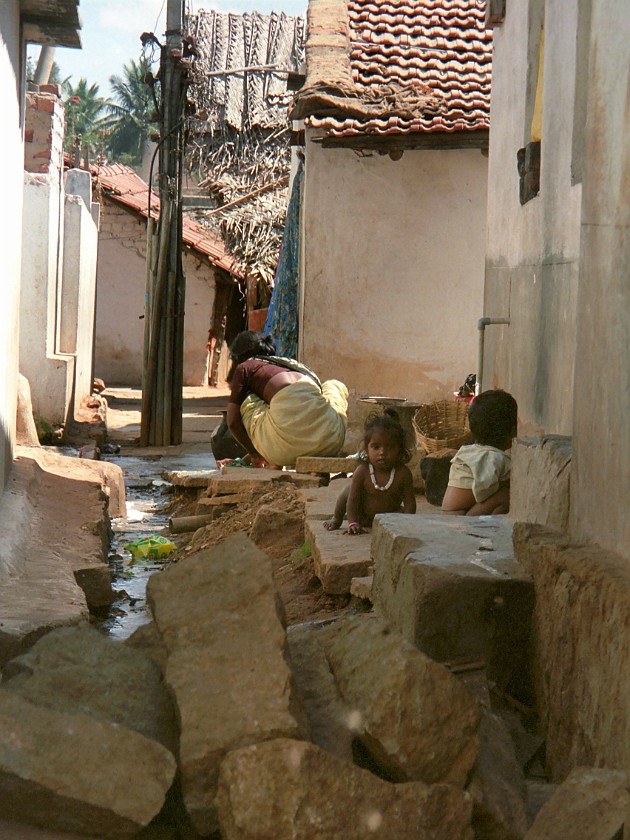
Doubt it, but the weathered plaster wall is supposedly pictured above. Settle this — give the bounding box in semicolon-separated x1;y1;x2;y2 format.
0;2;23;489
300;135;487;407
483;0;582;436
570;0;630;557
20;172;74;426
94;201;219;386
62;193;98;406
514;524;630;781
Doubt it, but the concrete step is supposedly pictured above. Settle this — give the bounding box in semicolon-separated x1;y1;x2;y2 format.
371;513;534;699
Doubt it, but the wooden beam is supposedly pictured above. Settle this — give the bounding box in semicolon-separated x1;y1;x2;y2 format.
485;0;506;27
317;130;490;153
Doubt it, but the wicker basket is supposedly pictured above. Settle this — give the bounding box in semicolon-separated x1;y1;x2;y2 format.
413;400;472;453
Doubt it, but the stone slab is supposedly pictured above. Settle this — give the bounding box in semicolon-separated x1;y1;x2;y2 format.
299;479;352;520
525;768;630;840
324;615;481;787
162;469;218;488
0;819;97;840
294;455;358;474
210;469;324;496
0;691;176;838
286;625;354;762
350;575;373;600
306;518;372;594
146;532;302;835
372;514;534;698
216;738;474;840
2;624;177;753
511;436;571;532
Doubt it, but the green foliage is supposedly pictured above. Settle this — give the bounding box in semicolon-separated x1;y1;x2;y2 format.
106;58;156;165
33;413;63;445
63;77;111;151
289;540;312;568
26;56;63;85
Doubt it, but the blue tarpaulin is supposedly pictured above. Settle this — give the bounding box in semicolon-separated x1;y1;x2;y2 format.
264;160;303;358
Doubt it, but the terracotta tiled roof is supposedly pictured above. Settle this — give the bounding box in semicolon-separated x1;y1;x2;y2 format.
304;0;492;139
93;162;244;279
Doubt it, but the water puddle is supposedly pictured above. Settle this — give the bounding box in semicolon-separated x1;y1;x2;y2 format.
99;450;217;640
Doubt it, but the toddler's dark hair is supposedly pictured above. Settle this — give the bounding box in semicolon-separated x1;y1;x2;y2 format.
468;389;518;448
363;408;411;465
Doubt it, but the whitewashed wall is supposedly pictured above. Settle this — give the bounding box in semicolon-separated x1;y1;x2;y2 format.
95;201;220;387
0;2;23;488
300;134;488;410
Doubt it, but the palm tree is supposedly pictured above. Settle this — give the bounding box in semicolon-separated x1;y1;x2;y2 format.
63;78;110;151
106;58;156;165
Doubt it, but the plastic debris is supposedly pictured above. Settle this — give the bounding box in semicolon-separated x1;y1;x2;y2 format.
125;536;177;559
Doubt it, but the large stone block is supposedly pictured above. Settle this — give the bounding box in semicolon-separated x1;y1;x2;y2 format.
468;710;529;840
146;533;303;834
286;626;354;762
513;523;630;780
324;615;481;787
2;624;177;753
294;455;358;474
525;768;630;840
306;519;372;594
0;457;91;665
216;738;474;840
372;514;534;699
0;691;176;838
298;479;352;520
510;436;571;532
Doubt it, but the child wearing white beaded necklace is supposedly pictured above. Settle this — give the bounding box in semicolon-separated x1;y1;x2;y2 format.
324;409;416;535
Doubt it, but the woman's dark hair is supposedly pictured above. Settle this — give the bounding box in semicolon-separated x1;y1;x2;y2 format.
362;408;411;465
468;389;518;448
227;331;276;382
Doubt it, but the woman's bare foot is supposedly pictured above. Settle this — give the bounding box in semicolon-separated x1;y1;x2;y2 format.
323;518;341;531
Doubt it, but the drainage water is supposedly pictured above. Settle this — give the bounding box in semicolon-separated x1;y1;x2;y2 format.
99;451;217;640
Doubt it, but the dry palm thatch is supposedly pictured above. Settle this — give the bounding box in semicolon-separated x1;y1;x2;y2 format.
185;9;305;288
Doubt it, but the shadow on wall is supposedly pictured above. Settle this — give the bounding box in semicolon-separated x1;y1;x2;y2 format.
0;414;13;491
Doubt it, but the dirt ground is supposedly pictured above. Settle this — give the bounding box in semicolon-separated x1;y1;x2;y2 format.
170;482;362;626
104;387;366;626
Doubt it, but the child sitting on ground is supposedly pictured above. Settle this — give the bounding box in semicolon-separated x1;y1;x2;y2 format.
441;389;517;516
324;409;416;535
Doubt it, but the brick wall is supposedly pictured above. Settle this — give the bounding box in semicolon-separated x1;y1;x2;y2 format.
24;89;65;175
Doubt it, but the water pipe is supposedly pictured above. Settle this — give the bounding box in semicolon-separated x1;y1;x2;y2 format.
476;317;511;394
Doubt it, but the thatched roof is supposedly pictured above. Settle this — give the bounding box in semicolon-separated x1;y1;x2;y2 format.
185;10;306;288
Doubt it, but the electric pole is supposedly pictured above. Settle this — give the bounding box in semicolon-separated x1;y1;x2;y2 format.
140;0;187;446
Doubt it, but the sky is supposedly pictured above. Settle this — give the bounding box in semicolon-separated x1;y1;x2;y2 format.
29;0;306;98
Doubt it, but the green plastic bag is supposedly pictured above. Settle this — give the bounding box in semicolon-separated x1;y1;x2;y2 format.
125;536;177;559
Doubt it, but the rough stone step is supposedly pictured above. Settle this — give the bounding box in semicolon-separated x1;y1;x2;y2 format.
162;468;218;488
298;479;352;520
371;513;534;699
306;519;372;595
350;575;373;600
294;455;358;474
210;469;324;496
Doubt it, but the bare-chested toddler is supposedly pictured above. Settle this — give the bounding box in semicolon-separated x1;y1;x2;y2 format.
324;409;416;535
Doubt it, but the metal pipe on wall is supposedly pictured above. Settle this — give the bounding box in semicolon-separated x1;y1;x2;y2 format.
476;316;511;394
